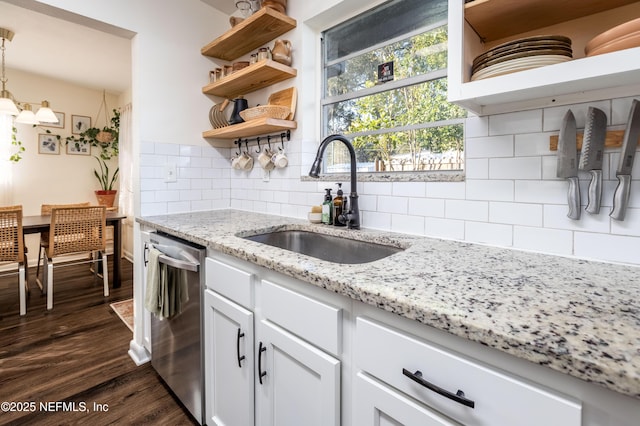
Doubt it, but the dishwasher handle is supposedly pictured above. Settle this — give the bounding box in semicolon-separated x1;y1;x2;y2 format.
146;242;200;272
158;254;199;272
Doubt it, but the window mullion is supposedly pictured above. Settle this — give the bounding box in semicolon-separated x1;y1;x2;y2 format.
321;68;448;107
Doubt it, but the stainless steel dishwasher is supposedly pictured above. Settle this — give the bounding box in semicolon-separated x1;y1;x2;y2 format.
144;231;206;425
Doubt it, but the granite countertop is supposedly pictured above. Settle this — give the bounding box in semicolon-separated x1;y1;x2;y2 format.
137;209;640;399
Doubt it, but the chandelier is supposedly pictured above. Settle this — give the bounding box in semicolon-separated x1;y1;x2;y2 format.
0;27;58;125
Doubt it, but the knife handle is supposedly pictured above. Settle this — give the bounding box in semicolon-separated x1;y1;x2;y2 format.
567;176;581;220
585;170;602;214
611;174;631;221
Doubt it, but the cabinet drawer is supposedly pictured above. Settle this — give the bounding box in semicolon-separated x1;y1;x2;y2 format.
355;317;581;426
261;280;342;356
354;372;461;426
205;258;253;308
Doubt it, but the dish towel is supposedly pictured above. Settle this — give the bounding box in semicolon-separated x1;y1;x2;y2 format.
144;246;189;319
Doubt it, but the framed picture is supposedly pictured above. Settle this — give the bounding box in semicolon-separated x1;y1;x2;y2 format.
38;134;60;155
71;115;91;134
41;111;65;129
66;141;91;156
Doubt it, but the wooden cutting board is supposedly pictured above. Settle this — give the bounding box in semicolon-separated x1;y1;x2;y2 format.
268;87;297;120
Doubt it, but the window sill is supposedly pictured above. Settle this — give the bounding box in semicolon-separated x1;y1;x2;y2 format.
300;171;464;183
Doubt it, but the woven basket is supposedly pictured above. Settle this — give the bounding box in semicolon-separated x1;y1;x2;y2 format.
239;105;291;121
96;131;114;143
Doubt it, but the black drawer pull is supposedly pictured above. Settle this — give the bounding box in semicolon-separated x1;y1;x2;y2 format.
236;328;245;368
258;342;267;385
402;368;475;409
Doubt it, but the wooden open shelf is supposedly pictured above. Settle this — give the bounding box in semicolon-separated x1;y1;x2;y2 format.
465;0;639;43
203;118;297;145
202;60;297;98
201;7;296;61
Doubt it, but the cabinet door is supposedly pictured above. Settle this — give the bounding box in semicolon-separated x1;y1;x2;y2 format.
354;372;461;426
204;290;255;426
256;320;340;426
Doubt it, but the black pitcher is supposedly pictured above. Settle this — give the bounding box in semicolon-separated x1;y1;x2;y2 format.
229;96;248;124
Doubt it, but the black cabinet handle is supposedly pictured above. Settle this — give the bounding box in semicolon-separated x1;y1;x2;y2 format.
236;328;245;368
143;243;149;266
258;342;267;385
402;368;475;409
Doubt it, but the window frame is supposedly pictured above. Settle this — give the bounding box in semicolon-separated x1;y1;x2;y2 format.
315;5;465;182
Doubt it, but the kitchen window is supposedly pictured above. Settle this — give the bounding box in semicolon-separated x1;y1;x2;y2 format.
321;0;466;176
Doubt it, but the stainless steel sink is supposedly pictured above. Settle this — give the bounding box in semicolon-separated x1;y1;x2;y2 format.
243;230;403;264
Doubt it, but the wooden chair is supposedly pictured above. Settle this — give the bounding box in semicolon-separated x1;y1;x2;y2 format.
43;205;109;311
36;202;90;291
0;205;27;315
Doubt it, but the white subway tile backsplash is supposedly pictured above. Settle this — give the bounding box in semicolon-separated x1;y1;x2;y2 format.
392;182;426;197
465;158;488;179
425;217;464;240
445;200;488;221
362;211;391;230
513;226;572;255
377;196;408;214
515;132;554;157
465;221;512;246
138;94;640;266
543;204;611;233
611;208;640;236
490;110;542;135
543;100;610;131
466;135;514;158
490;202;542;227
155;143;180;156
408;197;445;217
391;214;425;235
489;157;541;180
426;181;466;199
574;232;640;264
464;115;489;138
466;179;513;201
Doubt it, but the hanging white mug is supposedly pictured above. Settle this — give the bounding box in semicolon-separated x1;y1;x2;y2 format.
258;148;275;170
271;148;288;168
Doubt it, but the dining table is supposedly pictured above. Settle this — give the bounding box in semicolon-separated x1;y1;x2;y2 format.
22;211;127;288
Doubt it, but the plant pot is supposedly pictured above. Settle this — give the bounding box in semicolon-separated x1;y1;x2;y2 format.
95;190;117;208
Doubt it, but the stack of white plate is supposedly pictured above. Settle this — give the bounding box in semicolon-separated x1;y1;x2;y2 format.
471;35;573;81
585;17;640;57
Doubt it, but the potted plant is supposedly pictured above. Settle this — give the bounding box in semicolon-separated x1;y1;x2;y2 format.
66;108;120;160
94;156;119;207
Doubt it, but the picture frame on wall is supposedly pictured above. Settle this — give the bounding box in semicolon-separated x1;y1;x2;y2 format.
71;114;91;134
38;133;60;155
41;111;65;129
66;141;91;156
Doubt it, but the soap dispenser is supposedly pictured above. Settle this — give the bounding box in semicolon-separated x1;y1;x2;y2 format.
333;183;345;226
321;188;333;224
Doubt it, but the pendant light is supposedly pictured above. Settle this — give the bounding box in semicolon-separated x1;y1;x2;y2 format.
0;27;58;125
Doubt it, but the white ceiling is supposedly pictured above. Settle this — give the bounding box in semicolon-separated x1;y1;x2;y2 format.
0;0;132;94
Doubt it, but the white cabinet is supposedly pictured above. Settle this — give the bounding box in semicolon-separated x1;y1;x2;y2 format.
354;317;581;426
256;319;340;426
448;0;640;114
204;289;255;426
204;255;342;426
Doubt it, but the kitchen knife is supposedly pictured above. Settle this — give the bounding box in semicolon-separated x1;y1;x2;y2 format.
611;99;640;221
556;110;581;220
579;107;607;214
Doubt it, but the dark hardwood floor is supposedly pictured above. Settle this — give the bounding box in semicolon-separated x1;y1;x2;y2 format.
0;258;198;425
